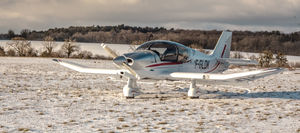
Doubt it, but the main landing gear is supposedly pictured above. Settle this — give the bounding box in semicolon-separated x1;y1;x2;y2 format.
122;78;199;99
188;79;199;99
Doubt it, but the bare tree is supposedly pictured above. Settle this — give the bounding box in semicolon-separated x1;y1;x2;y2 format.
0;46;5;56
232;51;244;59
20;29;30;39
6;49;15;56
7;37;32;56
76;50;93;59
42;36;56;57
61;39;80;58
131;40;144;45
249;55;257;60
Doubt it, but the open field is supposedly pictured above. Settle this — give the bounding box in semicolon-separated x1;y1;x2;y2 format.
0;57;299;132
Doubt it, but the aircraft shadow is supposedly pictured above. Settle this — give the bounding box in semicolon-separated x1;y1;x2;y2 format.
135;89;300;100
207;90;300;100
136;69;293;100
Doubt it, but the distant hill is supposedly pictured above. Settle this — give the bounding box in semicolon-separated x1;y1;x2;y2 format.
0;24;299;55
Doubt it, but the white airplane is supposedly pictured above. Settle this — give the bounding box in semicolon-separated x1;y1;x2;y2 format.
53;31;280;98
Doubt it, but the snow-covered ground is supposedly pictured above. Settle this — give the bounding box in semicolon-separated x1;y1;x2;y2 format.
0;57;299;132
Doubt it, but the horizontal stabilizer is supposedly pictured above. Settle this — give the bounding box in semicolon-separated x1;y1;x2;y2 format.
52;59;122;74
170;68;281;80
218;58;258;65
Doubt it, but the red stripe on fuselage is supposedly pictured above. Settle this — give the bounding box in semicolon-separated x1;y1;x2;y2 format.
146;62;182;67
205;62;220;73
204;45;226;73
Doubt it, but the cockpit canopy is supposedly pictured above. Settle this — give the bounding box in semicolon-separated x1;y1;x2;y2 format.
136;40;189;63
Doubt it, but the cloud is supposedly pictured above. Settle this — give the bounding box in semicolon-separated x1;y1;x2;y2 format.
0;0;299;33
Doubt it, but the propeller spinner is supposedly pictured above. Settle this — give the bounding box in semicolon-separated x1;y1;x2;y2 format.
101;43;138;77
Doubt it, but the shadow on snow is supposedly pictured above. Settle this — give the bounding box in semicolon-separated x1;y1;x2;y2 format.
135;89;300;100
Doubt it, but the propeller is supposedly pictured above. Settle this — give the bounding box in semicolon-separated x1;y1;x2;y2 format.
101;43;118;58
101;43;138;78
122;62;138;76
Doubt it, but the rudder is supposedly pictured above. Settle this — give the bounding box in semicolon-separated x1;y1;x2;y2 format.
211;31;232;58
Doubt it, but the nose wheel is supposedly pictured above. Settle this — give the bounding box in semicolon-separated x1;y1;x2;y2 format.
123;78;139;99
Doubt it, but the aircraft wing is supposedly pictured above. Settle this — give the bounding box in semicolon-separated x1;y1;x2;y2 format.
52;59;123;74
170;68;281;80
217;58;258;65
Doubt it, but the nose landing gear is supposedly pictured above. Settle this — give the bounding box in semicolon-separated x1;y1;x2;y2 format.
123;78;139;99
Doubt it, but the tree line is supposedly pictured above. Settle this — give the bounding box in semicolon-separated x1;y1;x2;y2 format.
0;36;294;68
0;37;112;60
0;24;299;55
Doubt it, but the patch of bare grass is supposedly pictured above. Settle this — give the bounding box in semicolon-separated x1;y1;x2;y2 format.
18;128;30;132
118;117;125;122
157;121;168;125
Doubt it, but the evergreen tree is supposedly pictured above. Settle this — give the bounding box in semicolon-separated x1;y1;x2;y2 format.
275;52;288;67
258;50;274;67
7;30;15;39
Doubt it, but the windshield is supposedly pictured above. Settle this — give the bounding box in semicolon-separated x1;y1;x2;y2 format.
136;41;189;62
150;43;177;62
136;42;152;51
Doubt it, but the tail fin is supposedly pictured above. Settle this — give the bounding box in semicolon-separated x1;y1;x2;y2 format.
211;31;232;58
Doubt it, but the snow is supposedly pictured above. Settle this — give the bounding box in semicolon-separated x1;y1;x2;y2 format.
0;57;299;132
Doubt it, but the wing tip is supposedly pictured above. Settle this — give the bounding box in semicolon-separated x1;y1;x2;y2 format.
265;67;283;71
52;59;61;63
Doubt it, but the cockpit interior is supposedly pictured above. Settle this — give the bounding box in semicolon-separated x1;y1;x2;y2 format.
136;41;189;63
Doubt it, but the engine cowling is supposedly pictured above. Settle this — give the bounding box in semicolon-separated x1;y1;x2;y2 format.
113;50;159;70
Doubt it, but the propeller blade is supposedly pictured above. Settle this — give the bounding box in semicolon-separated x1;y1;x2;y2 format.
122;63;137;77
101;43;118;58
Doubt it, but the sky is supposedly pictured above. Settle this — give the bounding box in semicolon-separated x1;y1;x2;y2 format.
0;0;300;33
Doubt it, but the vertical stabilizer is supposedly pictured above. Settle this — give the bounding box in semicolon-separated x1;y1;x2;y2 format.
212;31;232;58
